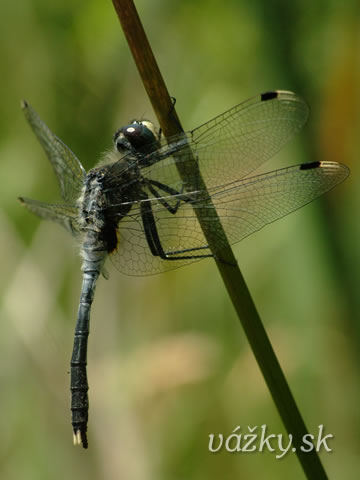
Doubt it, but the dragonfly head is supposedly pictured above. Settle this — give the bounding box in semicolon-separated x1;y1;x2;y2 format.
113;120;160;154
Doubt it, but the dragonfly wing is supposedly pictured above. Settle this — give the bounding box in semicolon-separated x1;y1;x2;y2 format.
137;90;309;192
109;161;348;275
19;197;80;235
190;90;309;186
22;101;86;203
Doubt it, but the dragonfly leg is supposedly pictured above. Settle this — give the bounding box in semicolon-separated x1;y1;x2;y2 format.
147;179;193;214
140;199;159;256
140;191;213;261
213;254;238;267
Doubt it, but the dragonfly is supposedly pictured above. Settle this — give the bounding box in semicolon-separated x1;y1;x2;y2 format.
19;90;349;448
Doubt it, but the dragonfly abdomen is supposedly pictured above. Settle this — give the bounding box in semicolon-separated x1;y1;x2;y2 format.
72;231;107;448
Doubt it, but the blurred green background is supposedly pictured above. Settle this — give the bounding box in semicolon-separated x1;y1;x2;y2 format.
1;0;359;478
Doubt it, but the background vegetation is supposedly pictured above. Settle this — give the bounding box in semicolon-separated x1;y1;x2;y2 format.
1;0;359;478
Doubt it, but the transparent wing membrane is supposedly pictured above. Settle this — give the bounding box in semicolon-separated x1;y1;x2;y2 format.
19;197;80;235
191;90;309;186
22;101;86;203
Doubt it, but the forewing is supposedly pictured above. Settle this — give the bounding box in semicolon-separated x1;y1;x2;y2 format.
22;101;86;203
19;197;80;236
109;161;348;275
137;90;309;192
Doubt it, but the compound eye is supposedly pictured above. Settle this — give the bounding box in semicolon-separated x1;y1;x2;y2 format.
141;121;158;138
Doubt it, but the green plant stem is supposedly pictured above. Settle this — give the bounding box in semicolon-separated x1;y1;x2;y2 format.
112;1;328;478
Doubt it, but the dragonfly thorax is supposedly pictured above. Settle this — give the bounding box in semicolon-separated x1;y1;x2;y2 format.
79;161;142;254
